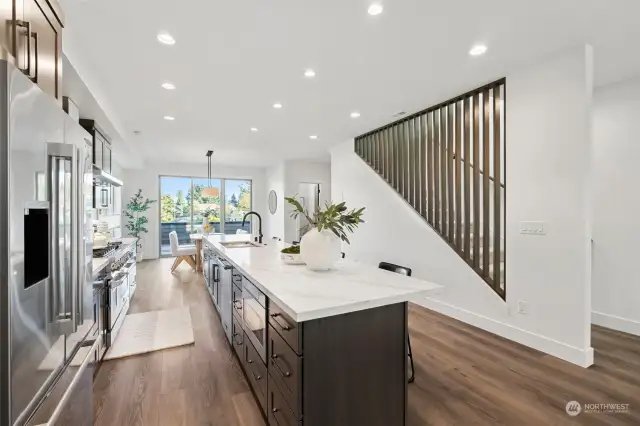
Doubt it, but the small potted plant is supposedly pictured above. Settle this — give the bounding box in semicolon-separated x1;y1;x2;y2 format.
124;189;156;262
280;244;305;265
285;196;365;270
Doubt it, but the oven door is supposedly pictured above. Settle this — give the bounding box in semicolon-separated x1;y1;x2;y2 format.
109;273;128;328
242;279;267;363
124;259;137;297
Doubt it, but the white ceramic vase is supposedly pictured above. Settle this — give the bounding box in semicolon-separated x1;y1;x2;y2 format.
300;228;341;271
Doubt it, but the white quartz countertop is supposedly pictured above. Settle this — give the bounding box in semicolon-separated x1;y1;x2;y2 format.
92;237;137;277
204;234;442;322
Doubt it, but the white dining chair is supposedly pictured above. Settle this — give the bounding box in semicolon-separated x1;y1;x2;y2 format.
169;231;197;272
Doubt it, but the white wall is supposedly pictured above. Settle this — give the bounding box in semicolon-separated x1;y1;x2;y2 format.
121;161;266;259
263;160;332;243
591;77;640;336
331;45;594;367
264;163;285;241
284;160;331;243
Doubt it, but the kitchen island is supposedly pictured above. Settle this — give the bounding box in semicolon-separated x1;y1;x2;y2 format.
203;234;441;426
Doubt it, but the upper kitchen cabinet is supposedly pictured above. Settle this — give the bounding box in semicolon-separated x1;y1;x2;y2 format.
0;0;64;102
79;119;112;174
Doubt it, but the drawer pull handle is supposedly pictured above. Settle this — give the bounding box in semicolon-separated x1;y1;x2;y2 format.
270;313;292;331
232;332;243;346
251;372;262;381
271;354;291;377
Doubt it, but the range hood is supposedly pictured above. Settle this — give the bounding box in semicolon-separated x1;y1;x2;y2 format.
93;165;123;187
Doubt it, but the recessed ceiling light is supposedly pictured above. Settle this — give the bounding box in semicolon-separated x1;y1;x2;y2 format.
309;135;318;140
164;116;175;121
469;44;487;56
304;69;316;78
157;32;176;45
250;127;258;132
273;103;283;109
368;4;383;15
161;82;176;90
350;111;361;118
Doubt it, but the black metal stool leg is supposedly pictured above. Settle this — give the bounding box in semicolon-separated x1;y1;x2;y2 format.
407;335;415;383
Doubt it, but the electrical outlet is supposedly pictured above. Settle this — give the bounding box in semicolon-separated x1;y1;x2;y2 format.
520;221;546;235
517;300;530;315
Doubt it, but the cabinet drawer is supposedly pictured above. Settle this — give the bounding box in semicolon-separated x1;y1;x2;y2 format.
268;375;299;426
243;334;267;414
269;302;301;355
231;313;244;358
268;325;302;419
232;283;243;319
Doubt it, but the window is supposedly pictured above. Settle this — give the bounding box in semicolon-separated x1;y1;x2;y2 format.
225;180;252;234
192;178;222;234
159;176;252;256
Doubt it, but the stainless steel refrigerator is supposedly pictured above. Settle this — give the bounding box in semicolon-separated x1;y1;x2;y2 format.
0;59;97;425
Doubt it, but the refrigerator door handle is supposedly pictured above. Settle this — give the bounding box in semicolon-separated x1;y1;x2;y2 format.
77;144;92;328
47;142;79;335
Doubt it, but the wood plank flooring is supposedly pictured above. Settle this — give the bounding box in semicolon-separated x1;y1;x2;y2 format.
93;258;264;426
407;306;640;426
94;258;640;425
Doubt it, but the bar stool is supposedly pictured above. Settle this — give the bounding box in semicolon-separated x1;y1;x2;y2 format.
378;261;415;383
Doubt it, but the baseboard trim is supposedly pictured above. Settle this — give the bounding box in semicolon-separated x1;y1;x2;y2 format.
592;311;640;337
415;297;594;368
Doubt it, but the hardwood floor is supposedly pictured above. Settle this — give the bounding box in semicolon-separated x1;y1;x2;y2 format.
407;306;640;426
93;258;264;426
94;258;640;425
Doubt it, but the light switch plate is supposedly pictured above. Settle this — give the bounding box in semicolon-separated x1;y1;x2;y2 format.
517;300;530;315
520;221;546;235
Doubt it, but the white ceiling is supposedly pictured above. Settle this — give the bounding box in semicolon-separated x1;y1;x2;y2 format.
60;0;640;169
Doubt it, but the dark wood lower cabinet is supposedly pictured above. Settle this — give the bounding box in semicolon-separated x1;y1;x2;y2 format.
300;303;407;426
232;312;244;358
268;375;300;426
268;325;302;419
223;263;408;426
243;332;268;413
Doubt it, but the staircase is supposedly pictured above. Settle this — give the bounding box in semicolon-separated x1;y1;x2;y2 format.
355;79;506;299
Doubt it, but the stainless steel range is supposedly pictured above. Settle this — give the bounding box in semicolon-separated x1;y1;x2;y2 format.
93;242;136;349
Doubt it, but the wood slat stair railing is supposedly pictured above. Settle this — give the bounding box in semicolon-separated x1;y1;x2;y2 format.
355;79;506;299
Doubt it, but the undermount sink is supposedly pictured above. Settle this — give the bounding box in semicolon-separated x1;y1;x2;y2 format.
220;241;262;249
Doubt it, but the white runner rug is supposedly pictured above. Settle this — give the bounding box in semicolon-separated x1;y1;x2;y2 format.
104;307;194;360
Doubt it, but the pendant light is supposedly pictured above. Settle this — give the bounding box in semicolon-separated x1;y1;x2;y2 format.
203;150;220;197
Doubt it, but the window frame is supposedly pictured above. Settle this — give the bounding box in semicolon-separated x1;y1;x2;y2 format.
158;174;253;257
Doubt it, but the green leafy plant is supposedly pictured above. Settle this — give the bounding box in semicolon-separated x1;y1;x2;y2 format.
124;189;157;239
281;245;301;254
285;196;365;244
